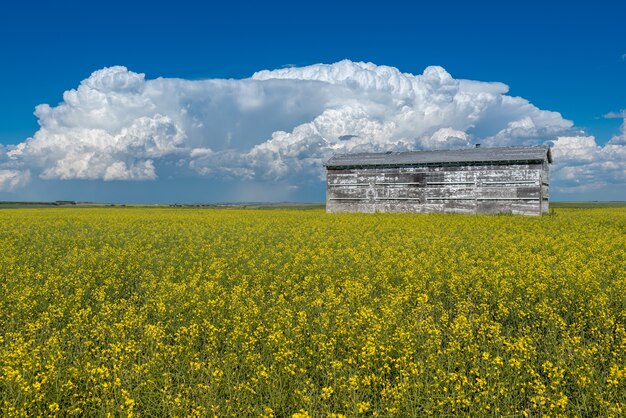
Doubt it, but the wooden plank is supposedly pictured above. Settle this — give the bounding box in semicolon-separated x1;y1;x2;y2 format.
326;162;547;215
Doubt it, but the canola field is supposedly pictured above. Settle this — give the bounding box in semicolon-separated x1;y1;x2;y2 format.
1;207;625;417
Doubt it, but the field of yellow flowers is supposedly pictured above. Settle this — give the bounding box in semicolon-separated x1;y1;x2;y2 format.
1;207;625;417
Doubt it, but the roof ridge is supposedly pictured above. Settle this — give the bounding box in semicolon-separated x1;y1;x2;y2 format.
325;145;552;167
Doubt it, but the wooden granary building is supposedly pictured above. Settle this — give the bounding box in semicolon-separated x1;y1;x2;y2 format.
324;145;552;215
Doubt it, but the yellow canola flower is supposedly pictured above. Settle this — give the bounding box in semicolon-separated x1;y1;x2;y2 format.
0;206;623;417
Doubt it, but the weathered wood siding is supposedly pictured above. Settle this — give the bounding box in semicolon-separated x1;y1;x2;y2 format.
326;163;547;215
540;160;550;214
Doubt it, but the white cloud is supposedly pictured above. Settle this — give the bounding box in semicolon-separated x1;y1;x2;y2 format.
1;60;625;197
8;114;183;181
603;109;626;119
550;133;626;192
608;119;626;145
0;170;30;191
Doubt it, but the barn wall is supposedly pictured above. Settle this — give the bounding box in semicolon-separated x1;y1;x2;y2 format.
541;160;550;214
326;163;545;215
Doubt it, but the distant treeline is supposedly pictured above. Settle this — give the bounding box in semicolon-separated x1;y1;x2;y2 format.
0;201;77;207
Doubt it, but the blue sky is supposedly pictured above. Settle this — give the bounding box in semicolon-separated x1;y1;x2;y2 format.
0;0;624;202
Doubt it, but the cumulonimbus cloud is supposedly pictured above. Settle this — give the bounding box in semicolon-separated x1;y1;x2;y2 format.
1;60;624;196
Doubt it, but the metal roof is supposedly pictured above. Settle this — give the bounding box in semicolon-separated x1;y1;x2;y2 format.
325;145;552;168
